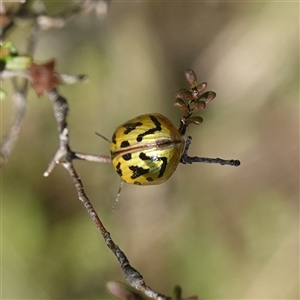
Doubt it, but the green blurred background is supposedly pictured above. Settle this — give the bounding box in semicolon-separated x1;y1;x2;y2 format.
1;1;299;299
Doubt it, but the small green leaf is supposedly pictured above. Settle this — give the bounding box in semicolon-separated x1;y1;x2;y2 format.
0;40;18;62
6;56;32;70
1;40;17;53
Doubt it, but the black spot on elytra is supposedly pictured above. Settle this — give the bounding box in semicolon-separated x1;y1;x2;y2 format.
158;157;167;178
120;141;130;148
111;133;116;144
133;181;141;185
123;122;143;134
146;177;154;182
122;153;132;161
136;115;162;142
139;152;149;161
116;162;122;176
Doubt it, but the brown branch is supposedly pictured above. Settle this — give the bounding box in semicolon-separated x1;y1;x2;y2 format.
60;161;168;300
0;69;29;80
74;152;111;163
46;88;172;300
180;136;241;166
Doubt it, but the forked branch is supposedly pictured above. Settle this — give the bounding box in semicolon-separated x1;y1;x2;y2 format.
46;88;174;300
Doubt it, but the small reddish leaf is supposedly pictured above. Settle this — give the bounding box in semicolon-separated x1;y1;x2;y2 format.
174;98;190;117
196;82;207;94
185;69;197;88
199;91;216;104
29;59;61;97
190;100;206;112
186;116;203;125
174;98;187;108
175;88;194;100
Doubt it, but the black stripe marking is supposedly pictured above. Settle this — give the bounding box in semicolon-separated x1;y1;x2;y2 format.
136;115;162;142
129;165;150;179
158;157;168;178
112;133;117;144
123;122;143;134
116;162;122;177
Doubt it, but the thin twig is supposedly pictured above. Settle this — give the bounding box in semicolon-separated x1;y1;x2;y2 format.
0;70;30;80
74;152;111;163
0;92;26;167
60;161;169;300
180;136;241;166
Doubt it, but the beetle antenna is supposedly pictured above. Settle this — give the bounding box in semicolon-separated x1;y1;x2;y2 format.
95;132;111;143
112;180;124;211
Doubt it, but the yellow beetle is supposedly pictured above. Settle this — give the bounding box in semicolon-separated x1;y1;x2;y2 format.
110;113;185;185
